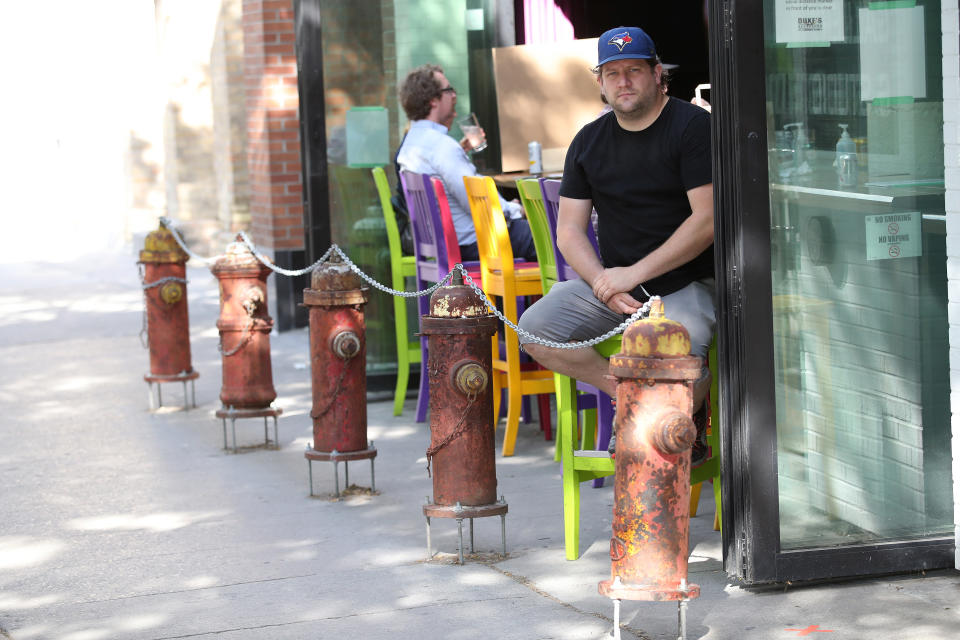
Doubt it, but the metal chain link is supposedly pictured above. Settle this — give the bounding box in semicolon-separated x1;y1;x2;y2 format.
425;395;477;477
238;231;336;277
452;264;654;350
219;318;255;357
328;245;454;298
138;264;150;349
158;217;222;264
155;218;651;347
310;365;350;420
137;266;190;350
159;218;449;296
141;276;188;290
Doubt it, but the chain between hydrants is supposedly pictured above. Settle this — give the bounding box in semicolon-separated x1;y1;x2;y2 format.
157;218;653;347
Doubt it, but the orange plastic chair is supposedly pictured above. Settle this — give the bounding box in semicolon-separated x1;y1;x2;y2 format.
463;176;555;456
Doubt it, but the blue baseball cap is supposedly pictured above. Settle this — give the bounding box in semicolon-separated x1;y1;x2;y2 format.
597;26;657;67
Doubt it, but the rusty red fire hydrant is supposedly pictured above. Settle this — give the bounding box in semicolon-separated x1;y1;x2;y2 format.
210;237;282;452
419;271;507;563
139;223;199;410
599;298;702;640
302;254;377;498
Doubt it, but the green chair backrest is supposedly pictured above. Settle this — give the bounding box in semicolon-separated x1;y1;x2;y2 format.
371;166;403;286
371;166;421;417
516;178;558;294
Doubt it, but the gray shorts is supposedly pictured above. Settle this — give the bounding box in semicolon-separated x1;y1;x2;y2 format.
518;277;717;358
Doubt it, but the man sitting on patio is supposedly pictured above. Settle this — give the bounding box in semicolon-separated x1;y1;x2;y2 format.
396;63;537;262
518;26;716;459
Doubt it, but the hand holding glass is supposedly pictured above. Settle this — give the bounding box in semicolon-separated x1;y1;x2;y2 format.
458;113;488;153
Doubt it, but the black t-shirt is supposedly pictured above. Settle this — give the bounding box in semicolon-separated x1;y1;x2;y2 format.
560;98;713;299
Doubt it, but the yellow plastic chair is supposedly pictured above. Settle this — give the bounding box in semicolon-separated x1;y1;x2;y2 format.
371;167;421;416
463;175;555;456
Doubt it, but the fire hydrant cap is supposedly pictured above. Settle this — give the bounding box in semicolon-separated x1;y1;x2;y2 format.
429;271;487;318
211;235;271;274
620;299;691;358
139;224;188;263
311;254;362;291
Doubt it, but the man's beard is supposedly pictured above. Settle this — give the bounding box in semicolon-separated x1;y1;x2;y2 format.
611;90;660;121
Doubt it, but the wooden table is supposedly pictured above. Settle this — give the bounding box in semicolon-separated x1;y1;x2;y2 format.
490;171;563;190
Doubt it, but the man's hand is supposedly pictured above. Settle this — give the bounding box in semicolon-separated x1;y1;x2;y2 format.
691;97;712;112
605;292;643;314
459;127;487;153
591;266;639;304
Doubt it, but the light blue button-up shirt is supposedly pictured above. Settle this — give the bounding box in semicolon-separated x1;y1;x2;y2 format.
397;120;522;247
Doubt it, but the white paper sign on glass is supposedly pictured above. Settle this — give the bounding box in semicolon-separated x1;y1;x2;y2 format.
775;0;845;45
345;107;389;168
864;212;922;261
859;6;926;101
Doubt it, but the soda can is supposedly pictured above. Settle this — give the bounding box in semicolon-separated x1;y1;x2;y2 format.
528;141;543;174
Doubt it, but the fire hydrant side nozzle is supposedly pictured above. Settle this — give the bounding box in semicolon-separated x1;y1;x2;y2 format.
600;298;703;607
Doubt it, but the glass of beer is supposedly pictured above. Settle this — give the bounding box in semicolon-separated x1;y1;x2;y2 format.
458;113;488;152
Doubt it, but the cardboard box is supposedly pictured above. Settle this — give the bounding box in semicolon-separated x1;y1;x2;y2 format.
491;38;602;173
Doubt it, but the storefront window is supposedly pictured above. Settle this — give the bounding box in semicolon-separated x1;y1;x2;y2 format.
763;0;952;549
318;0;474;377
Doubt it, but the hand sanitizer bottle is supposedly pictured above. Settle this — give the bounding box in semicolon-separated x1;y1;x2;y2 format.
835;124;858;188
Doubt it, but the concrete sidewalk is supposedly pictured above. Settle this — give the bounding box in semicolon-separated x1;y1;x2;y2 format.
1;253;958;640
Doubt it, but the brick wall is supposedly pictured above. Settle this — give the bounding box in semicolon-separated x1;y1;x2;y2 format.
943;0;960;569
242;0;303;252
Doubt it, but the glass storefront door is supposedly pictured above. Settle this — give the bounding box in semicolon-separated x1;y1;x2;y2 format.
711;0;954;583
766;0;952;551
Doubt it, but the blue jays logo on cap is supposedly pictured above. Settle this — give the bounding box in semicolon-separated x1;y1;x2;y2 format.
597;26;657;67
607;31;633;52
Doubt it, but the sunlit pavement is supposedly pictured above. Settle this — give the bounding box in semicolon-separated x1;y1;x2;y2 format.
1;251;958;640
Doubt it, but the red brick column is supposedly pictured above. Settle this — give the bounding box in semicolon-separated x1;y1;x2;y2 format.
242;0;303;252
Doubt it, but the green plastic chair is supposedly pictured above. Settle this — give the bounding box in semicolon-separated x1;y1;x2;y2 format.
516;179;559;294
371;167;421;416
516;177;615;458
517;178;597;458
690;340;722;532
559;339;722;560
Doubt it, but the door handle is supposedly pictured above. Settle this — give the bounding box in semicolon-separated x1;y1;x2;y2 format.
746;131;766;184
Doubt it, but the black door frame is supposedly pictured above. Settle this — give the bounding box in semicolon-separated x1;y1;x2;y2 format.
707;0;955;584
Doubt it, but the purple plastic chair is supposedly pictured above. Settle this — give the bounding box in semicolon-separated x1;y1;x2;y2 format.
402;171;549;436
538;178;601;279
539;178;615;485
400;170;480;423
433;177;547;436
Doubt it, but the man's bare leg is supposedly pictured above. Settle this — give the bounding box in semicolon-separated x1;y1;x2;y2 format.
523;342;616;397
527;343;711;409
528;341;712;457
693;367;711;410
